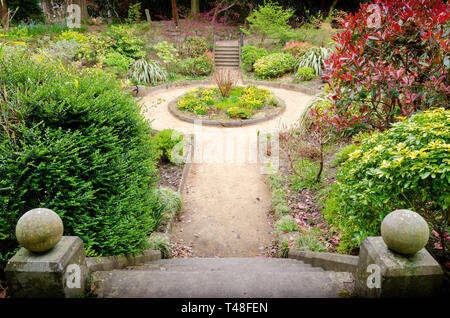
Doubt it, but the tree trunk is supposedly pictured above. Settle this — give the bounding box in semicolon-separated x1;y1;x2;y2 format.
0;0;9;28
191;0;199;16
171;0;179;26
316;142;324;182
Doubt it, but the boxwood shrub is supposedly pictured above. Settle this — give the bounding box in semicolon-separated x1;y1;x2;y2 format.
253;53;296;78
0;52;162;266
323;108;450;253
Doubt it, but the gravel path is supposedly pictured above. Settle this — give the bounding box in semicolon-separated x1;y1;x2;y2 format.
142;84;314;257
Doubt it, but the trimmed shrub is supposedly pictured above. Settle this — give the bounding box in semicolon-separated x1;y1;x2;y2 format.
177;51;215;77
241;45;268;72
0;53;161;266
152;129;184;165
323;108;450;253
297;67;316;81
253;53;296;78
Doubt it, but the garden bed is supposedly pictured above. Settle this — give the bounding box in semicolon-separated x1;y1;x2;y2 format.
168;86;286;126
157;161;184;192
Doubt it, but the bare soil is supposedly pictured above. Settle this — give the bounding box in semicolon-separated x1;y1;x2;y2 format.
156;161;184;192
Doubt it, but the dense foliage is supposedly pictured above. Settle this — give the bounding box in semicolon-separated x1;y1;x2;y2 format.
241;45;268;72
282;41;312;57
152;129;184;165
323;108;450;253
180;36;209;58
244;1;293;45
177;51;215;77
0;52;162;265
253;52;296;78
297;67;316;81
321;0;450;132
109;25;146;59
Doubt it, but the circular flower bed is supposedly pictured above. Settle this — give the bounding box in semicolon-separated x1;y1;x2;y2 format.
169;85;285;126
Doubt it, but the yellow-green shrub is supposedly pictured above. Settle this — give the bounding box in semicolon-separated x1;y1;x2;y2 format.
323;108;450;253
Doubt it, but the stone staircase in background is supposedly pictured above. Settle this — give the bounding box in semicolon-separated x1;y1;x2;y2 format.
214;44;240;67
92;257;355;298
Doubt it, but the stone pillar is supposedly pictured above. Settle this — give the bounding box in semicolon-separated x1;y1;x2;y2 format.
355;210;443;298
5;236;88;298
5;208;88;298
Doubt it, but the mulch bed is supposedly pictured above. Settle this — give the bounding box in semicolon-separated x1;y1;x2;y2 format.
277;137;356;254
156;161;185;192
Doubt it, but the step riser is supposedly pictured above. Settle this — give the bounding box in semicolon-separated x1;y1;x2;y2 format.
93;271;353;298
215;55;240;58
215;58;240;61
125;265;325;272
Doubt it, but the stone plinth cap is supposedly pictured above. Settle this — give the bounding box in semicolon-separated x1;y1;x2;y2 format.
6;236;84;273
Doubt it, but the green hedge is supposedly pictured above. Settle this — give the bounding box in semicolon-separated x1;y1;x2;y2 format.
0;51;162;266
323;108;450;253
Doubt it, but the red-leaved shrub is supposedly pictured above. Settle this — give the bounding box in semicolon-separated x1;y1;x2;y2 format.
315;0;450;133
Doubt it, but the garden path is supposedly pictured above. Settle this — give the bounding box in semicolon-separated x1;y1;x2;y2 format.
142;84;314;257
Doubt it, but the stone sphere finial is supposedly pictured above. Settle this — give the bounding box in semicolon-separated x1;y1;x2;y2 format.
381;209;429;255
15;208;64;253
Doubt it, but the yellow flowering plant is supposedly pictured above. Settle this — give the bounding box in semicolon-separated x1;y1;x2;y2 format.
323;108;450;254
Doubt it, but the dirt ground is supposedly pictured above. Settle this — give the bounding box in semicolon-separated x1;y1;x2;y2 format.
142;82;315;257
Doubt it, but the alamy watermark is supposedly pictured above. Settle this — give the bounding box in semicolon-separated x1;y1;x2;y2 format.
366;264;381;289
169;121;279;174
66;4;81;29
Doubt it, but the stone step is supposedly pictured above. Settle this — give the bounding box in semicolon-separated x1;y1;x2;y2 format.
215;62;240;67
93;270;354;298
215;60;240;64
125;257;325;272
215;56;240;60
214;54;240;58
215;47;240;53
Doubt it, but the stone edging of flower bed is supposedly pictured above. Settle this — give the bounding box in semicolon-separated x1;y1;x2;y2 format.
86;248;161;274
242;79;322;96
131;79;213;97
167;96;286;127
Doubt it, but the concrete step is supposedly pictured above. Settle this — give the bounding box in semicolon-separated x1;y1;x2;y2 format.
93;270;354;298
125;257;325;272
